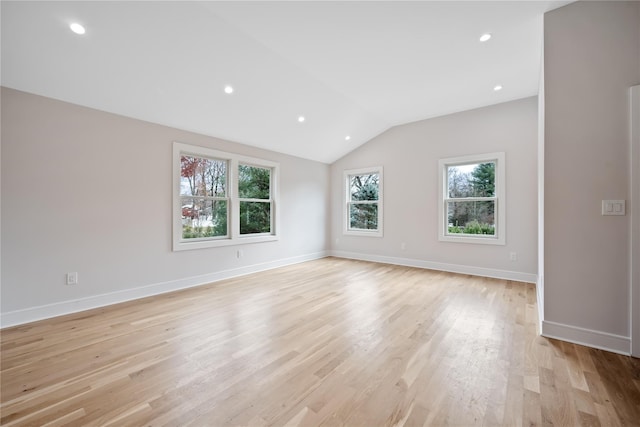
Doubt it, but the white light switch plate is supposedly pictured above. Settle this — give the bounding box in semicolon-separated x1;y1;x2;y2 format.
602;200;625;216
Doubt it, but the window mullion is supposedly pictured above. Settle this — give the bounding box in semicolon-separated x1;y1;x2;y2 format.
349;200;378;205
182;196;228;201
229;158;239;240
444;196;496;202
239;198;271;203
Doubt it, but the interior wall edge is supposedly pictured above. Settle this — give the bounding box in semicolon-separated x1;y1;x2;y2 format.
0;250;328;329
631;85;640;358
536;275;544;334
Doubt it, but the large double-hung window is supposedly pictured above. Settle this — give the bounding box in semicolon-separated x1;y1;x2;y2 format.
179;154;229;240
173;142;278;250
238;164;272;235
344;166;383;237
438;152;505;245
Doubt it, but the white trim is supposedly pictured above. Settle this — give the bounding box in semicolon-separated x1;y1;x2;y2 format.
537;49;546;338
330;250;537;283
536;275;544;335
630;85;640;357
173;142;280;251
438;152;506;245
541;320;630;356
0;251;328;329
343;166;383;237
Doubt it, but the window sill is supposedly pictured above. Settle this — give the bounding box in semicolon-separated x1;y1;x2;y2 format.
343;229;383;238
173;234;279;251
439;234;505;245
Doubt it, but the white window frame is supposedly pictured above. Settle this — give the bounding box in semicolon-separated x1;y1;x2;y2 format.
237;162;275;237
343;166;383;237
438;152;505;245
173;142;279;251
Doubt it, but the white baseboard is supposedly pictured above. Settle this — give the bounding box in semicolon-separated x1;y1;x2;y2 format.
541;320;630;356
0;251;328;328
3;250;632;356
329;250;538;283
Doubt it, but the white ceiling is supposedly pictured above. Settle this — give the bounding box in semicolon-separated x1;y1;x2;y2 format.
1;1;570;164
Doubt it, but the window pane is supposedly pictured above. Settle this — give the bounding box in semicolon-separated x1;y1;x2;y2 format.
181;198;227;239
447;200;495;235
448;162;495;198
238;165;271;199
350;173;379;201
240;201;271;234
349;203;378;230
180;155;226;197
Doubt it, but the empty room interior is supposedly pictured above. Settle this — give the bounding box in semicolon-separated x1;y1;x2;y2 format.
1;1;639;426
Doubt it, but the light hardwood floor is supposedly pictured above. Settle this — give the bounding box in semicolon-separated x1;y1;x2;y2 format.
1;257;639;426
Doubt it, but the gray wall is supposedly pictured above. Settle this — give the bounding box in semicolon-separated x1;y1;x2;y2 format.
330;97;539;281
1;88;330;325
543;1;640;351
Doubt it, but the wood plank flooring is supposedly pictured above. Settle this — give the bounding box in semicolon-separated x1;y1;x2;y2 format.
1;257;639;426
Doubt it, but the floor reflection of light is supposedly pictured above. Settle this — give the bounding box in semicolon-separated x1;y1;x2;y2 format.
229;293;273;356
344;279;382;339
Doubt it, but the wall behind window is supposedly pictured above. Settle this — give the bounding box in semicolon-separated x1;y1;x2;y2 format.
330;97;538;278
1;88;329;320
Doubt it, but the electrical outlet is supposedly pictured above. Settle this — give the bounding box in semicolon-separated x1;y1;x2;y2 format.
237;249;243;259
401;242;406;251
66;272;78;285
509;252;517;262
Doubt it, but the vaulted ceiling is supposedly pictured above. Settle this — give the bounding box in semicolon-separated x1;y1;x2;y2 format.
1;1;570;163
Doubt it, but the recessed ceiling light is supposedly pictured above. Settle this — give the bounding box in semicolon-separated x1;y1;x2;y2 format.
70;23;86;35
224;85;234;94
494;85;503;91
345;136;351;141
479;33;492;42
298;116;305;123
